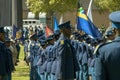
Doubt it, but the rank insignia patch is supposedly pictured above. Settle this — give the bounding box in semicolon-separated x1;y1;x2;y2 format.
60;40;64;45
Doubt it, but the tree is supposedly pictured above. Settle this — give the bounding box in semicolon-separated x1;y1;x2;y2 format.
94;0;120;12
26;0;78;29
26;0;78;14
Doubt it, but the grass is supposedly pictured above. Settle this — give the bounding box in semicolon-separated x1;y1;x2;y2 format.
12;44;30;80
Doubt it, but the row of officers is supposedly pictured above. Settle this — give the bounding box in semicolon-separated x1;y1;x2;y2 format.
26;11;120;80
0;11;120;80
26;21;96;80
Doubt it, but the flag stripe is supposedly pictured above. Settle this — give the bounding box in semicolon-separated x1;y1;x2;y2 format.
79;17;96;36
78;12;88;20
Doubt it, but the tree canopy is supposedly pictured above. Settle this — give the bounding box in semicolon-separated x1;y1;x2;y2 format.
26;0;78;14
94;0;120;12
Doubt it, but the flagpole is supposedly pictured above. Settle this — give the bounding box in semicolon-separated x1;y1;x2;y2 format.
87;0;93;22
87;0;93;15
59;14;63;24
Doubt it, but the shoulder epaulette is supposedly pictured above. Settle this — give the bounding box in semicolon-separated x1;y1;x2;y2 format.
99;41;113;48
60;40;64;45
93;42;112;55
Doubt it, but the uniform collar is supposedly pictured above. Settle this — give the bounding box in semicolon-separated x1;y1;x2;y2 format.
114;36;120;41
59;34;67;40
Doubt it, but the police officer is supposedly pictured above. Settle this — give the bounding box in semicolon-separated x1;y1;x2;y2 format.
28;33;41;80
95;11;120;80
37;39;47;80
71;32;82;80
46;35;55;80
24;40;30;66
0;27;14;80
5;38;15;80
51;30;61;80
55;21;79;80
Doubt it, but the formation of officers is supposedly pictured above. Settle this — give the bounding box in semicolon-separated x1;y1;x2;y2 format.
0;11;120;80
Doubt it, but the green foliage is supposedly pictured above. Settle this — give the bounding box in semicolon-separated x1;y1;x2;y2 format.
26;0;78;14
94;0;120;12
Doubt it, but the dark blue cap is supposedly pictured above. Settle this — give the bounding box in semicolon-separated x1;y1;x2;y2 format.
81;34;88;39
106;30;114;36
38;30;44;37
40;39;47;46
39;34;46;40
47;35;54;41
30;33;38;39
38;35;46;42
0;27;5;33
85;36;91;43
74;33;80;37
109;11;120;28
91;38;98;45
58;21;71;29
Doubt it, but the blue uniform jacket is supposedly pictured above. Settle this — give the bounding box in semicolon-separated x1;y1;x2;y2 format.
46;44;54;73
95;37;120;80
37;49;47;74
55;34;79;79
0;41;14;75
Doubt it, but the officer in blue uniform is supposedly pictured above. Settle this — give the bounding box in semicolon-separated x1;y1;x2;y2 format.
71;32;82;80
38;39;48;80
24;40;30;66
95;11;120;80
0;27;8;80
46;35;55;80
5;38;15;80
81;42;89;80
51;30;61;80
0;27;14;80
55;21;79;80
28;33;41;80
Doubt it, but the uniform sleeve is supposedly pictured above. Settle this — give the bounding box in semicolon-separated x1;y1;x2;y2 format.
95;49;107;80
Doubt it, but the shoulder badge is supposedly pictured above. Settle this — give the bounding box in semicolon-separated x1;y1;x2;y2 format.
60;40;64;45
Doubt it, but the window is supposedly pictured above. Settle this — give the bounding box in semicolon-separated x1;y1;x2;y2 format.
29;21;31;24
33;21;36;24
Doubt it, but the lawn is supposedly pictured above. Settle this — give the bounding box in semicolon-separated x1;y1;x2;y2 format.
12;44;30;80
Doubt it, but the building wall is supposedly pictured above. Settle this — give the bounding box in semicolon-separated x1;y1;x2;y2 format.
0;0;12;27
92;10;110;28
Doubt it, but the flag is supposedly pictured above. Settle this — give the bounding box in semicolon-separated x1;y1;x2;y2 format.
18;29;25;43
77;7;102;38
54;16;59;31
13;24;18;39
45;26;53;38
16;31;22;39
